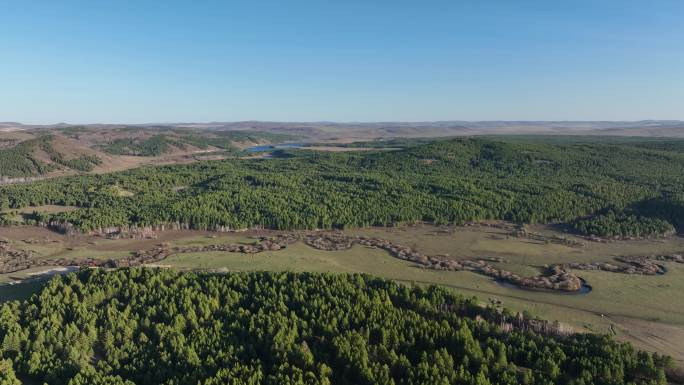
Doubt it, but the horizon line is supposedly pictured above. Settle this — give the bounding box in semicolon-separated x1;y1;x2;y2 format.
2;119;683;127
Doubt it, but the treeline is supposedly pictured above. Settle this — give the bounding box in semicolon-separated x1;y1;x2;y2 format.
0;209;55;227
1;137;683;235
0;269;673;384
331;137;441;149
102;131;296;156
572;209;675;238
102;135;177;156
180;130;297;152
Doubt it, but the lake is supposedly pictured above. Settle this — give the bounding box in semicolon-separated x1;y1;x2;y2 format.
245;142;306;153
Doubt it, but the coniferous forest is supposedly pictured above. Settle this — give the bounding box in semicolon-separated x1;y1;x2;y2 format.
3;1;684;383
0;136;103;178
0;269;673;385
1;137;683;237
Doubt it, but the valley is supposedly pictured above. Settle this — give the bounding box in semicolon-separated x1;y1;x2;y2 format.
3;2;682;382
2;134;684;383
2;222;683;366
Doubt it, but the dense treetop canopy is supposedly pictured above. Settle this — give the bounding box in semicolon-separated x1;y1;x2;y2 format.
0;269;673;384
1;137;683;236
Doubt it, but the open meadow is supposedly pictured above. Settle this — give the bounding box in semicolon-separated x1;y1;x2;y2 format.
2;222;683;365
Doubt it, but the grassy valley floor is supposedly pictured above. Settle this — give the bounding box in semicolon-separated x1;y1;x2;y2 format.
1;223;683;365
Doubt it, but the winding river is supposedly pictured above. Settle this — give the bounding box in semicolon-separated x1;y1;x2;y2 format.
495;278;593;295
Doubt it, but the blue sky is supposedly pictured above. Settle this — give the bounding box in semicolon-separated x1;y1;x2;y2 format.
1;1;682;123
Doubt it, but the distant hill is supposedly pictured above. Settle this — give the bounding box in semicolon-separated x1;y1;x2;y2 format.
6;120;684;139
166;120;684;139
0;122;25;132
0;135;106;178
3;120;684;178
0;127;297;178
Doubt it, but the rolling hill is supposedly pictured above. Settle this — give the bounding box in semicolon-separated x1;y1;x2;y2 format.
0;127;297;179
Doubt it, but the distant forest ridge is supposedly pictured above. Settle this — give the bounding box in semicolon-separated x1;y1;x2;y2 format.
2;120;684;138
1;136;683;238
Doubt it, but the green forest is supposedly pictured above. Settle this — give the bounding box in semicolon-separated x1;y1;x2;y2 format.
178;130;294;152
0;269;673;384
101;135;182;156
0;136;101;177
571;209;674;238
0;137;55;178
101;131;296;156
2;137;683;236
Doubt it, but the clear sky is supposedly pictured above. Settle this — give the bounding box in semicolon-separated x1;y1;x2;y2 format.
1;1;682;124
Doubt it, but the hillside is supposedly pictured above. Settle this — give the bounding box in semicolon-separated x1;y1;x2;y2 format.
0;127;297;179
0;135;102;178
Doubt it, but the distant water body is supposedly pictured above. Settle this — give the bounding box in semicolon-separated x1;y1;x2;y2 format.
245;143;306;153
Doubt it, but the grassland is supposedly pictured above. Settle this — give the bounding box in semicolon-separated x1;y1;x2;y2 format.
159;240;684;363
344;223;684;265
164;225;684;365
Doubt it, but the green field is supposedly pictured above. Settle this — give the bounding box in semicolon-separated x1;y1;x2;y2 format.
161;232;684;365
343;224;684;265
